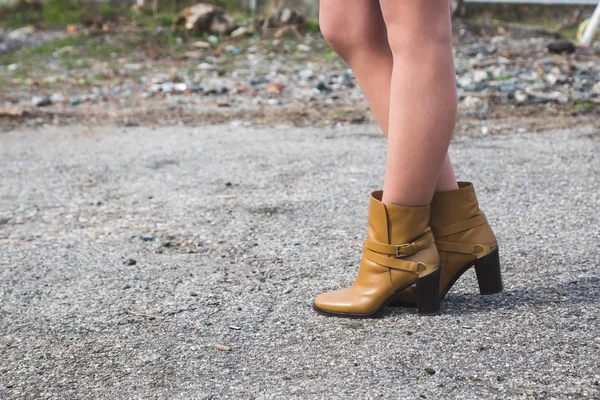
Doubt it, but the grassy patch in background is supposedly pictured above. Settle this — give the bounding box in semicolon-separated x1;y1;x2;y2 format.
0;0;255;30
465;4;597;40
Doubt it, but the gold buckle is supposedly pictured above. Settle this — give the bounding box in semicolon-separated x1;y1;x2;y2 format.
396;243;412;258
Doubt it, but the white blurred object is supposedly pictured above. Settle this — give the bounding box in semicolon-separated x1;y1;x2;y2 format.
579;1;600;46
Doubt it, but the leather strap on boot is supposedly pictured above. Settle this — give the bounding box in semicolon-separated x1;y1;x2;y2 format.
430;213;487;237
431;213;495;258
362;231;435;272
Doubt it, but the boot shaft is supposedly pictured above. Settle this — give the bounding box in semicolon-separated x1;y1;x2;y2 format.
430;182;481;228
369;191;431;244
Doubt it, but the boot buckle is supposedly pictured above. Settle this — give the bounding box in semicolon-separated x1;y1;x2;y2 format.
396;244;412;258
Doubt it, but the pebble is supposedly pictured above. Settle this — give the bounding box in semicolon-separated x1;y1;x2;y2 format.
315;81;331;93
32;96;51;107
230;27;251;39
457;75;473;88
462;96;482;108
197;63;214;70
351;115;365;124
296;44;311;52
514;91;528;103
473;70;488;83
298;68;313;81
67;95;81;106
50;92;65;103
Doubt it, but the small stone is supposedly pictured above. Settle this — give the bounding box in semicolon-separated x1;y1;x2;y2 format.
140;234;155;242
297;43;311;52
197;63;214;70
545;73;558;86
265;82;285;94
184;51;203;59
424;367;436;375
207;35;219;45
161;82;174;93
190;292;198;297
173;83;187;92
548;40;576;54
462;96;481;108
267;99;281;106
50;93;65;104
32;96;51;107
351;115;365;124
551;286;566;296
192;41;211;49
342;71;355;87
298;68;314;81
457;75;473;88
230;26;251;38
69;95;81;106
190;345;198;351
7;64;18;72
229;326;241;330
249;77;269;85
124;258;137;266
473;70;488;83
92;87;106;101
315;81;331;93
215;344;231;351
481;126;489;135
514;91;528;103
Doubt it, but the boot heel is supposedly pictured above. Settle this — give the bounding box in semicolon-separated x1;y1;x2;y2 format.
474;247;503;295
416;267;440;316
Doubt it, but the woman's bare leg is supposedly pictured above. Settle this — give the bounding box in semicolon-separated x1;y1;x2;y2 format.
319;0;393;132
319;0;458;194
379;0;458;205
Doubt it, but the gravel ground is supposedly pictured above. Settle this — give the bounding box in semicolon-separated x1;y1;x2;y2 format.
1;124;599;399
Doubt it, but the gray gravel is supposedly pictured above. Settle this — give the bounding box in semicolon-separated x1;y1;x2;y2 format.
1;124;599;399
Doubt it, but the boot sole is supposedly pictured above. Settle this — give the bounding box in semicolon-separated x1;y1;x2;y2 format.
312;267;441;318
390;246;503;307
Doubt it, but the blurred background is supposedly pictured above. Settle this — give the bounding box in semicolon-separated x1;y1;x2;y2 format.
0;0;599;133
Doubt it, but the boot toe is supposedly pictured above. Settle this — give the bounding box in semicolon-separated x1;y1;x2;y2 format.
313;289;375;315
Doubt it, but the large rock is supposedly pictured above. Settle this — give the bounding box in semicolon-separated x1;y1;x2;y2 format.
173;3;236;35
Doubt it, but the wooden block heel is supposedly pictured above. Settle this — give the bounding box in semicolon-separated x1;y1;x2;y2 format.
474;247;503;295
416;267;441;316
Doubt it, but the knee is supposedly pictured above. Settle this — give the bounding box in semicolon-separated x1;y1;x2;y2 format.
319;16;383;61
385;20;451;57
319;18;354;60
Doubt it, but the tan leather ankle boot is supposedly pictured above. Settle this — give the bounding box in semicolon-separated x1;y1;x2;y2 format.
391;182;503;306
313;191;441;317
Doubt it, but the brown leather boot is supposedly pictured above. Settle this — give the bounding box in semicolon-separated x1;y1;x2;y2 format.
391;182;503;306
313;190;441;317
